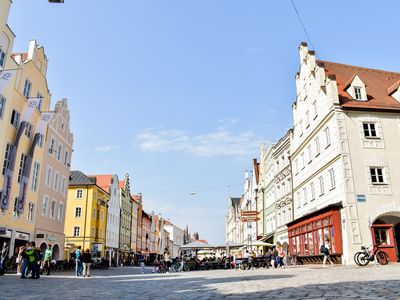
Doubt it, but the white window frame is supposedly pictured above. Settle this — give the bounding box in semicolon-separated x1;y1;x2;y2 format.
76;189;83;199
45;166;52;187
61;176;66;196
354;86;363;100
49;137;56;155
11;109;20;128
23;79;32;98
74;207;82;218
312;101;317;119
0;95;6;120
31;161;40;191
370;167;386;185
315;137;320;156
329;168;336;190
53;171;59;192
2;143;12;175
42;195;49;216
57;143;62;161
73;226;80;237
324;127;331;148
50;199;57;219
363;123;379;139
318;176;325;196
303;187;307;205
307;145;312;163
310;182;315;200
64;150;69;166
27;202;35;222
17;153;27;183
24;122;33;138
0;48;5;68
58;202;64;221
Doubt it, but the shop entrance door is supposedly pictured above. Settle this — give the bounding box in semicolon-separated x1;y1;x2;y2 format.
371;224;397;262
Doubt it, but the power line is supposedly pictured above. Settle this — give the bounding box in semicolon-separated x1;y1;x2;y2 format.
290;0;316;52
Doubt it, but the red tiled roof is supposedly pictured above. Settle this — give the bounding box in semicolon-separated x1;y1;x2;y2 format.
12;52;28;61
90;175;113;192
317;60;400;111
196;239;208;244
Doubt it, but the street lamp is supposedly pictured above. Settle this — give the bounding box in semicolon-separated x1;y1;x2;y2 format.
48;0;64;3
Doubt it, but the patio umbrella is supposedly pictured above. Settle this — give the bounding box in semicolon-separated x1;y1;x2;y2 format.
179;241;215;256
243;241;275;247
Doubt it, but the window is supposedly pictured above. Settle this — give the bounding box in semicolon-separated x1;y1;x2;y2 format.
13;197;20;217
76;189;83;199
363;123;378;138
93;208;97;219
0;95;5;119
303;187;307;205
42;196;49;216
296;192;301;208
318;176;325;196
27;203;35;222
17;153;27;183
315;137;320;156
64;150;69;166
37;134;44;148
301;153;305;169
75;207;82;218
354;86;362;100
10;109;20;128
2;143;12;175
50;200;56;219
37;92;42;112
53;172;59;192
312;101;317;119
329;169;336;189
58;202;64;221
299;120;303;136
49;138;55;155
45;166;52;187
31;162;40;191
307;145;312;163
61;176;66;196
324;127;331;147
0;49;5;68
25;122;33;138
23;79;32;98
73;226;80;237
370;167;385;184
57;144;62;161
310;182;315;200
305;111;310;128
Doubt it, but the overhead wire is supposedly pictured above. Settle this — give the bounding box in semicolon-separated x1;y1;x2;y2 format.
290;0;317;53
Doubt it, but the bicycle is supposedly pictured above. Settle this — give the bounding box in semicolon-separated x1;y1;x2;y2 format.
354;245;389;266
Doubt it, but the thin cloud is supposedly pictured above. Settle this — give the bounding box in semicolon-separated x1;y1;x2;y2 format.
94;145;119;153
135;128;265;157
218;118;239;125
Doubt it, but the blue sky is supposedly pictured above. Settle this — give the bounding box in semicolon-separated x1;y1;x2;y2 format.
8;0;400;244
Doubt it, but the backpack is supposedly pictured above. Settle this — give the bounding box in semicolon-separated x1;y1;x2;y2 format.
320;245;328;254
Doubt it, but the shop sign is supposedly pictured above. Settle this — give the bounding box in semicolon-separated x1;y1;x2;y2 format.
36;234;45;238
356;194;366;202
45;233;57;242
16;232;30;241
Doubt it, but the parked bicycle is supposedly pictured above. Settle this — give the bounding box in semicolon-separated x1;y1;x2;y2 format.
354;245;389;266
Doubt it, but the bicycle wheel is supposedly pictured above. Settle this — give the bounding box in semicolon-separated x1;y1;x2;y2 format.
353;252;364;266
183;264;190;272
357;253;370;266
376;251;390;265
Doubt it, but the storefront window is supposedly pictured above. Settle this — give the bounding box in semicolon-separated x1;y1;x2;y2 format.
324;227;330;244
318;229;323;249
296;236;300;254
316;220;321;228
331;227;335;253
307;224;312;231
304;234;309;255
323;218;329;227
309;233;314;254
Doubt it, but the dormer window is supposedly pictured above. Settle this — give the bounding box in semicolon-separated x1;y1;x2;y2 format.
354;86;363;100
345;75;367;101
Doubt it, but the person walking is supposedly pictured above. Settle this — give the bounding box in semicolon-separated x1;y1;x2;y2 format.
139;253;145;274
321;238;334;268
16;246;24;275
0;242;9;275
276;244;285;268
82;249;92;278
41;244;53;276
164;249;171;274
25;242;40;279
75;246;83;276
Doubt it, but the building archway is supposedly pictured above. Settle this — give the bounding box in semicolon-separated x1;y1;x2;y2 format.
372;212;400;262
39;242;47;254
52;244;60;260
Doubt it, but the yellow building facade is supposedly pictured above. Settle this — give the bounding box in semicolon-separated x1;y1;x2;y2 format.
1;0;53;257
64;171;109;259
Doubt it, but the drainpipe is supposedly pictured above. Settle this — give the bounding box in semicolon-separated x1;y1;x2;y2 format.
83;187;89;251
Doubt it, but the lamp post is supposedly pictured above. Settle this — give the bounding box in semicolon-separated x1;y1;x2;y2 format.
48;0;64;3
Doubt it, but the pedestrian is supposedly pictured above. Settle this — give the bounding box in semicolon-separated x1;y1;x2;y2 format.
41;244;53;276
82;249;92;278
139;253;145;274
276;244;285;268
271;248;278;268
75;246;83;276
16;246;24;275
152;258;159;273
0;242;9;275
164;249;171;274
321;238;334;268
20;243;29;279
25;241;40;279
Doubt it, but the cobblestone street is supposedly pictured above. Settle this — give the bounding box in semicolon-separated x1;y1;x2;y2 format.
0;264;399;299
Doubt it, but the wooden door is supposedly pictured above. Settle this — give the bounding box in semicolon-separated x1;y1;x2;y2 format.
371;224;396;262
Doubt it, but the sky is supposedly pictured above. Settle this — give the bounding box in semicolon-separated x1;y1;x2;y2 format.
7;0;400;244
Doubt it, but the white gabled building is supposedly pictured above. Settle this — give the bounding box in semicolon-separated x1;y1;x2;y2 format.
288;42;400;264
93;175;120;265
